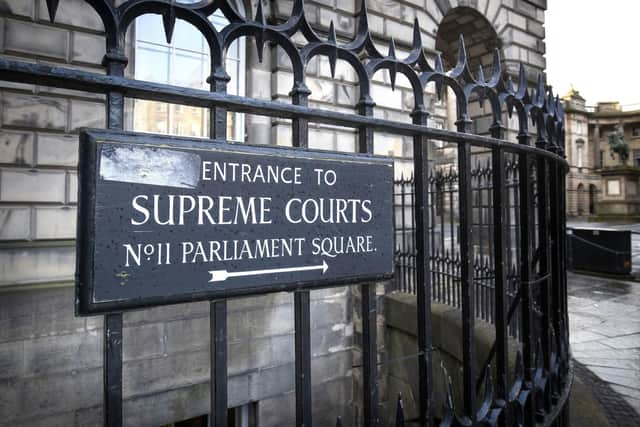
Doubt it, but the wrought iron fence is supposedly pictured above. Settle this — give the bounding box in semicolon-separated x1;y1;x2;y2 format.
0;0;572;426
395;158;524;336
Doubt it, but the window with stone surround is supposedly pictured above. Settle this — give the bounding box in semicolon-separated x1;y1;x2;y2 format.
132;6;245;141
576;139;584;168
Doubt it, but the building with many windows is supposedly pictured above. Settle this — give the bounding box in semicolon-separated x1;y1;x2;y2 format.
563;88;640;218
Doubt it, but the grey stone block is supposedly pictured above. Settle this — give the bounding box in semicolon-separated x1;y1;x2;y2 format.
0;168;66;203
14;368;102;418
0;246;75;288
34;206;76;240
2;92;68;131
36;133;77;167
0;206;30;240
257;390;295;427
228;372;250;407
227;292;292;313
4;19;68;60
311;298;349;330
74;405;103;427
67;171;78;204
123;350;209;398
9;411;76;427
307;77;335;103
123;301;209;326
71;31;104;65
0;130;33;165
165;316;209;354
228;303;294;340
0;340;23;379
70;99;105;130
310;376;352;421
123;322;164;361
0;1;33;18
249;333;294;371
0;378;19;423
311;350;352;384
336;83;357;106
248;362;294;400
23;332;101;377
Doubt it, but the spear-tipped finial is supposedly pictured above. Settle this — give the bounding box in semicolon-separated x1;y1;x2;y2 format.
327;21;338;78
411;17;422;51
490;48;501;81
254;1;266;62
255;0;265;25
45;0;60;23
535;72;545;104
434;53;445;100
162;5;176;44
357;0;369;34
455;33;468;70
388;38;397;90
517;63;527;97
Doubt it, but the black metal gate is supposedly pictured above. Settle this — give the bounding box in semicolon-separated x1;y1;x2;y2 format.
0;0;572;425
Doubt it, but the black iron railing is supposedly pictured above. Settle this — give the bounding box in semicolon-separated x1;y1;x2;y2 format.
2;0;572;426
395;160;524;337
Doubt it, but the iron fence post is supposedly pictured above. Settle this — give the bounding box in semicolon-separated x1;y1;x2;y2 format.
411;108;433;426
456;115;476;423
208;67;230;427
357;95;379;426
291;81;313;427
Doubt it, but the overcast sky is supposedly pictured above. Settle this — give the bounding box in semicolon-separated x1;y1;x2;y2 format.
545;0;640;106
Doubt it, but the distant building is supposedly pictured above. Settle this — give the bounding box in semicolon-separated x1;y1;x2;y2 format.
563;89;640;219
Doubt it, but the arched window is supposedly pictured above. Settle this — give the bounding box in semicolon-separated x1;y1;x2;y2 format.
132;4;245;141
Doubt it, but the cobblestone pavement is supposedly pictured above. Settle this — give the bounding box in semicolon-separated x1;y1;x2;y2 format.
568;271;640;419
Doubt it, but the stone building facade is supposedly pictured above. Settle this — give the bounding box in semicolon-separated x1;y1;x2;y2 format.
0;0;548;425
563;89;640;218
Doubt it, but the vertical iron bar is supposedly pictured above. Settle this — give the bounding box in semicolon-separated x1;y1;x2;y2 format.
104;313;123;427
401;178;407;292
291;82;313;427
492;147;508;421
550;161;565;369
358;96;378;426
103;49;127;427
456;116;475;421
412;109;433;426
294;291;312;426
209;69;230;427
518;133;536;426
536;145;552;413
210;300;227;427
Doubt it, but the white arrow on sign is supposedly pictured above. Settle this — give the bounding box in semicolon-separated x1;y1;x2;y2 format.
209;260;328;283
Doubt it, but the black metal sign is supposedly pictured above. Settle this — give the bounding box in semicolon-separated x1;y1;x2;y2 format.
76;129;394;314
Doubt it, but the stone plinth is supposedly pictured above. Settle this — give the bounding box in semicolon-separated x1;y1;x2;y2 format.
597;168;640;219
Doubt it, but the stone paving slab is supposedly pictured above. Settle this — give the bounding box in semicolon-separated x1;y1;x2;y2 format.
568;271;640;419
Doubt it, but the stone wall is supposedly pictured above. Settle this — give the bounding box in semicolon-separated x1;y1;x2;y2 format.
0;0;548;425
383;293;520;425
